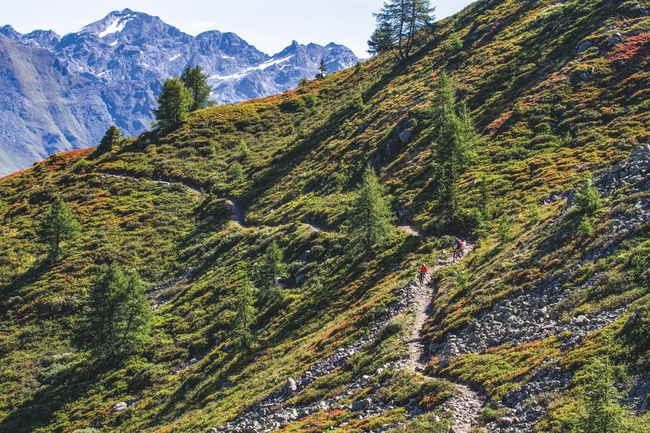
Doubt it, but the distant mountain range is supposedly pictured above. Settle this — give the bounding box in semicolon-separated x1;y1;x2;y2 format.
0;9;358;176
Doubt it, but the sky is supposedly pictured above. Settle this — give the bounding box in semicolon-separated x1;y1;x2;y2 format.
0;0;476;58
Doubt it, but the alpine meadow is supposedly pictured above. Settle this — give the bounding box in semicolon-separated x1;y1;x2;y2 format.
1;0;650;432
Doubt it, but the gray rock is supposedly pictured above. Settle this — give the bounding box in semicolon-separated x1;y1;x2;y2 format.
607;32;625;47
282;378;298;396
577;40;594;54
112;402;128;411
399;129;412;144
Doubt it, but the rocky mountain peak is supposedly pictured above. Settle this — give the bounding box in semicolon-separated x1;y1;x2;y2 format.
0;9;358;176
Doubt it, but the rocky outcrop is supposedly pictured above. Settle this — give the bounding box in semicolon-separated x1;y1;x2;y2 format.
487;366;573;433
596;144;650;196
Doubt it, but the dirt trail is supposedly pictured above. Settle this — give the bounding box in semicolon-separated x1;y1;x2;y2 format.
97;173;203;197
397;225;422;237
225;198;245;226
405;242;484;433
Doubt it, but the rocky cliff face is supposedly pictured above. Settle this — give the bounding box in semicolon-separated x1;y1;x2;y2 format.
0;35;113;175
0;9;358;176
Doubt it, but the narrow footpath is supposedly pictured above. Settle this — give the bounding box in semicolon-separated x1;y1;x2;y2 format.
405;243;485;433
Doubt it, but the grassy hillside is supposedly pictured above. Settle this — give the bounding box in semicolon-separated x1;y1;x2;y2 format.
1;0;650;431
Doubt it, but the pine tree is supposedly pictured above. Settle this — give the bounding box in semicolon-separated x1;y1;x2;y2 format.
232;278;256;351
371;0;435;60
253;241;284;305
573;360;626;433
368;21;394;55
153;77;193;130
75;264;151;362
346;168;395;258
39;197;82;258
315;59;328;79
574;178;602;217
429;73;477;228
97;125;122;153
180;65;213;111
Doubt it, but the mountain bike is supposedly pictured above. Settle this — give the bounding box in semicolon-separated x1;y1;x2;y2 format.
452;245;464;262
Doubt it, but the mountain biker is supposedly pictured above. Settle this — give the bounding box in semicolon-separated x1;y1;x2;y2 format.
418;263;429;286
453;238;465;261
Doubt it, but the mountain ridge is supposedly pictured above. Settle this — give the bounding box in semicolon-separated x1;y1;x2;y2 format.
0;8;358;177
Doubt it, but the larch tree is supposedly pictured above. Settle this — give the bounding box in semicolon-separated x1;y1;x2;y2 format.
368;21;394;56
75;263;151;363
153;77;193;130
97;125;122;154
253;241;284;306
180;65;213;112
39;197;82;258
232;277;256;351
370;0;435;60
429;72;477;228
346;168;395;258
315;59;328;79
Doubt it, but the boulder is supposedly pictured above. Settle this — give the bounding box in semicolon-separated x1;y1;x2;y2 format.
577;40;594;54
607;32;625;47
399;129;412;144
282;378;298;396
112;402;128;412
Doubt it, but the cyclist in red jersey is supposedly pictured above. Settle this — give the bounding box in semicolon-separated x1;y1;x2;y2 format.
418;264;429;286
453;238;465;261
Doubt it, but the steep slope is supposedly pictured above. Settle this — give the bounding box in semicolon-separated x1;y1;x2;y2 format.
1;0;650;432
0;35;114;176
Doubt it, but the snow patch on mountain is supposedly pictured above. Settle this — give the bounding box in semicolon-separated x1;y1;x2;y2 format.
259;54;294;70
98;16;135;38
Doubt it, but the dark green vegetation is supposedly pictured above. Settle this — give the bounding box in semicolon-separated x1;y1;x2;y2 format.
154;77;193;130
180;65;214;112
97;126;123;155
38;197;82;259
1;0;650;431
369;0;435;59
74;264;151;363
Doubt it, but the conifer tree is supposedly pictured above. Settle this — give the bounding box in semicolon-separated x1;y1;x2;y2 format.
573;359;626;433
370;0;435;60
429;73;477;228
574;178;603;217
75;264;151;362
253;241;284;305
315;59;328;79
368;21;394;55
180;65;213;111
232;278;256;351
346;168;395;258
153;77;193;129
97;125;122;153
39;197;82;258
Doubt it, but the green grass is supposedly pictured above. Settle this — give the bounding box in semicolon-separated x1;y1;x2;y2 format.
1;0;650;431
